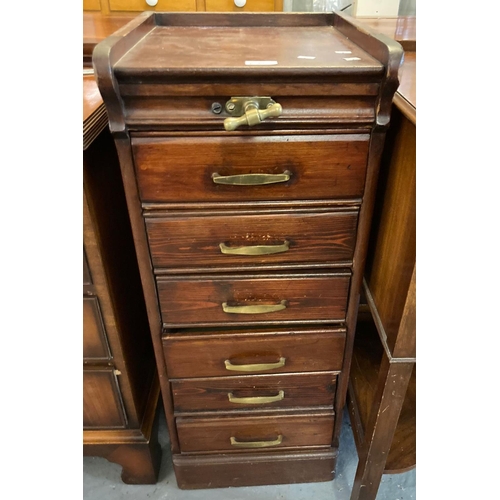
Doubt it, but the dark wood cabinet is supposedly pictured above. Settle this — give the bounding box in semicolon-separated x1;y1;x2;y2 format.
346;18;416;500
83;96;162;483
93;11;403;489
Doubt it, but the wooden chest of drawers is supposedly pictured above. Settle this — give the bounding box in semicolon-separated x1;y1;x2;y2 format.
83;123;161;484
94;11;402;489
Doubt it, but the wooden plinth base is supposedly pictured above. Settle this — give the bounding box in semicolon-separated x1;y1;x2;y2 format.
84;380;162;484
173;448;338;489
84;437;162;484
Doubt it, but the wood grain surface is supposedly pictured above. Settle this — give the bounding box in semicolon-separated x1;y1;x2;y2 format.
355;16;415;50
115;24;383;76
91;10;405;489
163;328;346;378
83;297;111;360
83;368;127;428
157;272;350;327
133;135;369;203
171;372;337;413
145;209;358;270
365;108;416;356
173;448;336;488
176;412;334;453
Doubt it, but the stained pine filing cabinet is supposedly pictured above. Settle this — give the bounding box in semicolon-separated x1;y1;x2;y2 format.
94;11;403;489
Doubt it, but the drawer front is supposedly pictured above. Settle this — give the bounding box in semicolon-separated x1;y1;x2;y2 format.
176;413;334;453
157;272;350;327
83;297;111;360
205;0;278;11
109;0;196;11
172;372;336;413
123;95;377;130
163;328;346;378
146;210;358;270
83;369;127;429
133;135;369;204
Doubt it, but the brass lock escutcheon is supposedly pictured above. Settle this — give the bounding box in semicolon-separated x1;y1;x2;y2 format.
223;97;282;131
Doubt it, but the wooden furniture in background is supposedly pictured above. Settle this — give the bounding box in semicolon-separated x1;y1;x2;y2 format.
83;73;162;484
84;13;136;66
84;0;283;15
347;16;416;500
93;11;403;489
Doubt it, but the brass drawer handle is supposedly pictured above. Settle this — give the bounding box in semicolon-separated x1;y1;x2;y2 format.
228;390;285;405
224;357;286;372
230;435;283;448
219;241;289;256
222;300;287;314
212;171;291;186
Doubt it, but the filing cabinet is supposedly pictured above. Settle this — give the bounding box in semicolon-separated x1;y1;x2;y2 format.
93;11;402;489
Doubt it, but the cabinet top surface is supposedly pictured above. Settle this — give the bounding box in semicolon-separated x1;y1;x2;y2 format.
114;23;383;77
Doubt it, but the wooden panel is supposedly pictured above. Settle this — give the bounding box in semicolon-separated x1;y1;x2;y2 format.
163;328;346;378
387;364;416;472
84;12;138;49
83;297;111;360
120;82;380;97
355;17;416;50
133;135;369;203
123;96;377;130
205;0;276;11
114;25;383;75
176;412;334;452
83;369;127;428
109;0;197;11
348;316;415;473
349;317;384;438
365;109;416;356
145;209;358;270
172;372;336;413
157;272;350;327
84;0;102;10
84;127;157;427
83;77;104;126
83;250;92;285
173;448;336;489
394;51;416;120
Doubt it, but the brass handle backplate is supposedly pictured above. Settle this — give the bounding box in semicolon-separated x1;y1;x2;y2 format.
219;241;289;256
224;357;286;372
212;171;291;186
230;435;283;448
222;300;287;314
223;96;282;131
228;390;285;404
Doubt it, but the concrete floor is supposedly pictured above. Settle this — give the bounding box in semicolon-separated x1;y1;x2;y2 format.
83;408;415;499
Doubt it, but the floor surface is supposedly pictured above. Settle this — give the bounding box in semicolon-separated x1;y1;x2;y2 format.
83;408;415;499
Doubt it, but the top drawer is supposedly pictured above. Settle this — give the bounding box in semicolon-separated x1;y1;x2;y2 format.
133;134;369;204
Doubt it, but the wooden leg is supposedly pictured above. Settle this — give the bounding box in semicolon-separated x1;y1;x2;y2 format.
84;408;162;485
85;438;162;484
115;442;162;485
350;356;414;500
